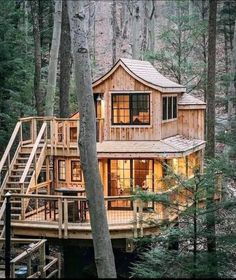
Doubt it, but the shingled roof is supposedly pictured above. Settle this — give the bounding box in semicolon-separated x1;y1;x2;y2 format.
178;93;206;106
93;58;186;93
96;135;205;158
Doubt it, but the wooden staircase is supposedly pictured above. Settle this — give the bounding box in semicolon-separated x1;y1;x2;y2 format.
0;146;42;221
0;120;48;237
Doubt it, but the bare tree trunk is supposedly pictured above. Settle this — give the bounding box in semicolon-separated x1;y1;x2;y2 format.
228;20;236;131
147;0;156;53
131;0;142;59
67;1;117;278
111;0;118;64
30;0;44;116
206;0;217;158
45;0;62;116
59;0;71;118
206;1;217;277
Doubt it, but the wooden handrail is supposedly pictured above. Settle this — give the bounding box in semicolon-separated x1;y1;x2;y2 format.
0;121;21;173
20;122;47;184
10;239;46;264
26;142;48;194
0;197;6;220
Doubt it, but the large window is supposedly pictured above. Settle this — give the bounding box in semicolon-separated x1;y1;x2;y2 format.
58;160;66;181
109;159;153;209
71;161;82;181
162;96;177;121
112;93;150;125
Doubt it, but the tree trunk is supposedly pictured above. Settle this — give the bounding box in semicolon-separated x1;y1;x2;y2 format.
59;0;71;118
45;0;62;116
131;1;142;59
147;0;156;53
111;0;117;65
67;1;117;278
206;0;217;158
206;3;217;276
228;20;236;131
30;0;44;116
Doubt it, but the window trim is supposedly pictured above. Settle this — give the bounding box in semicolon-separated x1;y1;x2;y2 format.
162;94;178;123
111;92;151;126
71;160;82;182
58;160;66;182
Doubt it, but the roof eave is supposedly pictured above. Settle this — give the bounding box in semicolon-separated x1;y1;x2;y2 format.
92;59;186;93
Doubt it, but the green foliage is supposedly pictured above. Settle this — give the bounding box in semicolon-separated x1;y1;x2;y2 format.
0;0;35;154
130;159;236;278
145;0;207;92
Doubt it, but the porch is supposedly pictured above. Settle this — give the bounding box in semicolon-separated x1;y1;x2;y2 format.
8;189;185;240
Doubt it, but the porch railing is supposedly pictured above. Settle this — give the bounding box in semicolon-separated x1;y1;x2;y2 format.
8;187;187;238
10;239;61;278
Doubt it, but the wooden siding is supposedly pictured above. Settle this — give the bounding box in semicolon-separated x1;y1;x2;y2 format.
178;109;205;140
161;120;178;139
93;65;175;141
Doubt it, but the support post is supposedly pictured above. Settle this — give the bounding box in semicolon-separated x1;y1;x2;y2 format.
5;192;11;279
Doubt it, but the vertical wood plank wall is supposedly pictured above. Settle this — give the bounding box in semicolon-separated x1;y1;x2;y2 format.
93;65;205;141
178;109;205;140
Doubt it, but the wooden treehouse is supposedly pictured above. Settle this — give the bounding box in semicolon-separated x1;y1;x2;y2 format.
0;58;206;249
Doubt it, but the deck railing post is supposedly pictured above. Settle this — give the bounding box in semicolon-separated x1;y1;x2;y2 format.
139;200;144;238
20;184;25;220
10;262;15;279
58;198;62;239
39;242;46;278
27;255;32;276
133;200;138;238
64;198;68;239
57;252;61;278
5;192;11;279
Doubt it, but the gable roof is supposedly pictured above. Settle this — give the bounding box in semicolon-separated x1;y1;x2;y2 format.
92;58;186;93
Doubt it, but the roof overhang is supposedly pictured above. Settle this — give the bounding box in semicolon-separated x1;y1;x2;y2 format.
97;135;205;159
92;59;186;93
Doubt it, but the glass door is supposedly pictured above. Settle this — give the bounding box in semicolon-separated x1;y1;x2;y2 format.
108;159;132;209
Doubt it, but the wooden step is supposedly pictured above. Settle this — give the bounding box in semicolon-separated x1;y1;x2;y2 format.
11;213;20;220
16;157;29;161
4;188;21;191
11;206;21;211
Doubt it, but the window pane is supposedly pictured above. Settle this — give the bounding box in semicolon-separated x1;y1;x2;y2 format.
58;160;66;181
71;161;82;181
173;96;177;118
163;97;167;120
131;94;150;124
112;95;130;124
168;96;172;119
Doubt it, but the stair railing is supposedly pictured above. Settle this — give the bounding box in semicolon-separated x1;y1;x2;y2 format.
19;122;47;219
0;122;22;199
0;197;7;249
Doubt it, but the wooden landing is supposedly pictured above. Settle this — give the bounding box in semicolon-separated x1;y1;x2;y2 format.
12;208;163;240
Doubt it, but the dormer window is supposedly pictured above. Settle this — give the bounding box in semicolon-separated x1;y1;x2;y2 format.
162;95;177;121
112;93;150;125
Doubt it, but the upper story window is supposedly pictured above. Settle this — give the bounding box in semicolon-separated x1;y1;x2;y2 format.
112;93;150;125
162;96;177;121
71;160;82;182
58;160;66;181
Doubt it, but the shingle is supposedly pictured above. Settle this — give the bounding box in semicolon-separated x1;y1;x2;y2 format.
120;58;185;90
178;93;206;105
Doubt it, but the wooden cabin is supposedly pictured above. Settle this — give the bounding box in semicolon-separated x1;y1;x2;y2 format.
0;58;206;248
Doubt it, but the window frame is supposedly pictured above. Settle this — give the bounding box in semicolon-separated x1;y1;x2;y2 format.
162;94;178;122
71;160;82;182
111;92;151;126
58;160;66;181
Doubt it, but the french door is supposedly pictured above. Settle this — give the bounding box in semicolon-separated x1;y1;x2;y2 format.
108;159;154;210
